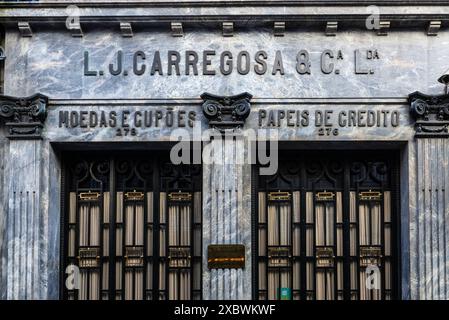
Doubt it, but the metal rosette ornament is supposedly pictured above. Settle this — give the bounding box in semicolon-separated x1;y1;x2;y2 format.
200;92;253;132
408;91;449;137
410;98;428;120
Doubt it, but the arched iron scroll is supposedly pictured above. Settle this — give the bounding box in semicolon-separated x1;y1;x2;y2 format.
409;91;449;138
200;92;252;132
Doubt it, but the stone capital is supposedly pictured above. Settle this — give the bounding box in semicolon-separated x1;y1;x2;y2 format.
0;93;48;139
409;91;449;138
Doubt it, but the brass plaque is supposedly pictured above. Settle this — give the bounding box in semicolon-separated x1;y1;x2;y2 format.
316;247;334;268
125;191;144;201
78;247;100;268
208;244;245;269
168;247;191;268
79;191;101;201
315;191;335;202
360;246;382;267
124;246;144;267
168;192;192;202
268;247;291;267
268;191;291;201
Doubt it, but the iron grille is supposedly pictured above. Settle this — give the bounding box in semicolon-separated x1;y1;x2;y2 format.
255;151;399;300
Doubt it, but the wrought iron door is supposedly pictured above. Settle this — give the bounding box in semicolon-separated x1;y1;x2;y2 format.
61;152;202;300
255;151;399;300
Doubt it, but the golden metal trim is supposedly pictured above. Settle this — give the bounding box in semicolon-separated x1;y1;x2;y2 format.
359;191;382;201
360;246;382;267
268;247;291;267
168;192;192;202
268;191;291;201
315;191;335;201
78;192;101;201
125;191;144;201
316;247;334;268
124;246;144;267
78;247;101;268
207;244;245;269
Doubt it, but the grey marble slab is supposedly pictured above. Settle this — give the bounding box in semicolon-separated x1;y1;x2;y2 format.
4;30;448;100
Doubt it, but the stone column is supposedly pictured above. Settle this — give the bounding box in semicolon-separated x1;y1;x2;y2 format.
409;92;449;299
0;94;50;299
201;93;253;300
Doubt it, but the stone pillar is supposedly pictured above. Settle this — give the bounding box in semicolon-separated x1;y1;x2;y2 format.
0;94;50;299
201;93;253;299
0;126;6;299
409;92;449;299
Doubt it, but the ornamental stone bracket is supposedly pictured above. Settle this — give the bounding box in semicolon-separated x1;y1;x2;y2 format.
0;93;48;139
409;91;449;138
200;92;252;132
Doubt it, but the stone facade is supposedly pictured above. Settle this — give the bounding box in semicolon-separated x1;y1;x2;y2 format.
0;0;448;300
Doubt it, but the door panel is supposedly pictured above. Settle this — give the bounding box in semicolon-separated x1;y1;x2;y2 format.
256;151;399;300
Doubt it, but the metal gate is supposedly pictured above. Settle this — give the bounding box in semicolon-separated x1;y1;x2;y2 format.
61;151;202;300
255;151;399;300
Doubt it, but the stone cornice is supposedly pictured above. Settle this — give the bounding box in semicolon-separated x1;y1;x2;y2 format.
1;0;448;6
201;92;252;132
409;91;449;138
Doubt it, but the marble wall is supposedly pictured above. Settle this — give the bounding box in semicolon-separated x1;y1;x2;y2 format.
0;128;5;299
410;138;449;299
4;29;449;100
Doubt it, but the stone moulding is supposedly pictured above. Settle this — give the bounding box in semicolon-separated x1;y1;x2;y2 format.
0;93;49;139
408;91;449;138
201;92;252;132
0;2;448;31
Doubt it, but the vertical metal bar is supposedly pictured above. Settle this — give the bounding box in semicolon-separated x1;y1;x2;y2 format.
300;162;307;300
153;158;160;301
165;188;169;300
74;186;80;300
343;162;351;300
392;154;401;299
333;194;338;300
60;157;68;300
121;190;126;300
381;194;386;300
132;203;136;300
312;187;317;300
265;190;269;300
99;190;104;300
290;193;293;299
252;166;258;300
355;185;361;300
109;159;116;300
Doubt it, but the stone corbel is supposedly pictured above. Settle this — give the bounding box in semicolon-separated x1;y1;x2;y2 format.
409;91;449;138
201;92;252;132
0;93;48;139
